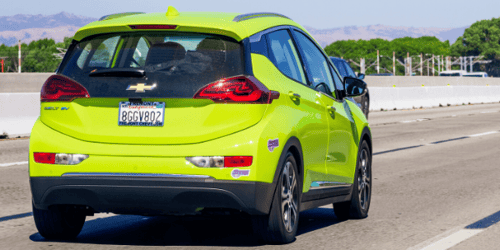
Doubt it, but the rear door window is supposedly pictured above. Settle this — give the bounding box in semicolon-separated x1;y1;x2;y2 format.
266;30;306;84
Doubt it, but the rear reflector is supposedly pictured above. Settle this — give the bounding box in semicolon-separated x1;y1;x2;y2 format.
41;75;90;102
34;153;55;164
224;156;253;168
193;75;279;104
129;25;177;29
186;156;253;168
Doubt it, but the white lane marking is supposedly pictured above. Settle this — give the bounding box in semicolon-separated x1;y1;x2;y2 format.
0;161;28;167
480;111;498;114
400;119;430;123
418;229;483;250
469;131;499;137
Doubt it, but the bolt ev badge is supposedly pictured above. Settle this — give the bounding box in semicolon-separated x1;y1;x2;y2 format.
126;83;157;93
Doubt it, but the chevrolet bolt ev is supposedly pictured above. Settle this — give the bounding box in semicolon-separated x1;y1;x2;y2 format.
30;7;372;244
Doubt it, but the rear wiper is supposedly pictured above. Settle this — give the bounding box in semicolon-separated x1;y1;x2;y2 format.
89;68;145;77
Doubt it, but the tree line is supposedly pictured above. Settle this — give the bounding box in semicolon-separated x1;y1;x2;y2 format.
0;37;72;73
0;16;499;75
324;17;500;76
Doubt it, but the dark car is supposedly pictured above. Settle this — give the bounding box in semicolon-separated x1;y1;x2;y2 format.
330;57;370;118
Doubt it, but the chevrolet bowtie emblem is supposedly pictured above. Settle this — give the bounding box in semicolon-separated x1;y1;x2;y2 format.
126;83;157;93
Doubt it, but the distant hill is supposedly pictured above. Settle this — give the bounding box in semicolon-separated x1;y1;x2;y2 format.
0;12;467;47
0;12;97;46
305;24;468;47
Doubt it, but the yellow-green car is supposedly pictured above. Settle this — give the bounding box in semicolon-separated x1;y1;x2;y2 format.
30;7;372;244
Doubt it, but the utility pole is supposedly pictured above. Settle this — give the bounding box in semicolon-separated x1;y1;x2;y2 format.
427;59;429;76
437;56;441;74
18;40;21;73
432;55;435;76
377;50;380;74
420;53;423;76
470;56;473;73
406;52;410;76
393;51;396;76
360;58;365;74
441;55;444;72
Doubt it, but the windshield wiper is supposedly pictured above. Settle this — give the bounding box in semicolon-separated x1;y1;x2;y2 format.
89;68;145;77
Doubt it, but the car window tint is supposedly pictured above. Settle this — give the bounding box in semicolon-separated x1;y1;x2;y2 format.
332;59;347;77
60;32;244;98
293;31;334;90
267;30;306;84
131;37;149;68
344;62;357;78
330;64;343;92
88;36;120;68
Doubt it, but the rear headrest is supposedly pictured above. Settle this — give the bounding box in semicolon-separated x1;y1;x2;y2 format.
145;42;186;66
196;37;226;69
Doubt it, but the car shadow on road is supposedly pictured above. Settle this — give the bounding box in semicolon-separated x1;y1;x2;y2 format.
29;208;343;247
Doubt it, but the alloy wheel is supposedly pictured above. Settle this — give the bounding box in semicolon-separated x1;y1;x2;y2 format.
358;148;371;210
281;161;298;232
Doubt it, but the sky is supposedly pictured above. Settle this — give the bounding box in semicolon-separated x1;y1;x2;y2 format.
3;0;500;29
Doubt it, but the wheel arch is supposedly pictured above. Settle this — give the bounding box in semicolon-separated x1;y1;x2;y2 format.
360;126;372;155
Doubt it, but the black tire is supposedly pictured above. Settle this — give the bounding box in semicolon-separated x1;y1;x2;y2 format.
334;140;372;220
252;152;301;244
33;203;86;240
363;96;370;119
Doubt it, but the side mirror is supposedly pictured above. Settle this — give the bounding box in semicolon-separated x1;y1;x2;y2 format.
344;77;367;97
357;73;365;80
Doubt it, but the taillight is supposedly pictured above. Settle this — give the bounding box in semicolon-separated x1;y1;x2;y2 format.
33;153;89;165
193;75;280;104
41;75;90;102
33;153;55;164
129;25;177;29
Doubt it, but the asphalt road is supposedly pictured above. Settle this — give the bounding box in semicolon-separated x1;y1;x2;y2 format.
1;103;500;250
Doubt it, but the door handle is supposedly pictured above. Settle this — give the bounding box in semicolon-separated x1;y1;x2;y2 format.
327;106;336;113
288;92;301;99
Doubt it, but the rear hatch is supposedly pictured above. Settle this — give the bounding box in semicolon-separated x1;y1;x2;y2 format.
41;31;268;145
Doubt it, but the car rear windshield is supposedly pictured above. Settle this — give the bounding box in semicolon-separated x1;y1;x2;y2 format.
59;32;244;98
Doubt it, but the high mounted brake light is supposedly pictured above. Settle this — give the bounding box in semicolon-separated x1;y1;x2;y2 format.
193;76;279;104
129;25;177;30
41;75;90;102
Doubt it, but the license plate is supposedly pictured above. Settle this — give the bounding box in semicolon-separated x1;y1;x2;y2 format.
118;102;165;127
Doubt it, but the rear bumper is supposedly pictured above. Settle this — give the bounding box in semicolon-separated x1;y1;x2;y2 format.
30;176;275;215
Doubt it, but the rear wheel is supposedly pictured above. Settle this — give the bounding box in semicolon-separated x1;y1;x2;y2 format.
334;140;371;220
363;96;370;119
33;204;86;240
252;152;300;244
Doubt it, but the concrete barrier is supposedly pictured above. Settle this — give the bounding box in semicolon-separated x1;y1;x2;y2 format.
0;73;52;93
0;93;39;137
364;76;500;87
369;86;500;111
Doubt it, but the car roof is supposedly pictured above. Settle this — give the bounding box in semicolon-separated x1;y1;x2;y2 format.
74;8;306;42
329;57;346;63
